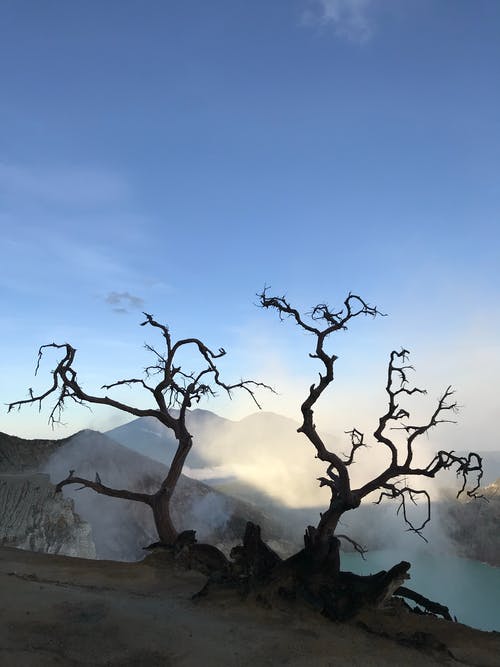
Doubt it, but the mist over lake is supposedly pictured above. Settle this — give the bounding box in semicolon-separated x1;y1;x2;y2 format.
343;549;500;632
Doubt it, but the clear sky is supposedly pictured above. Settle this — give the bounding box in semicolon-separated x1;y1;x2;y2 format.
1;1;499;451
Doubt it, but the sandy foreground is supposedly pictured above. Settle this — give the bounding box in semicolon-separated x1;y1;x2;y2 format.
0;546;498;667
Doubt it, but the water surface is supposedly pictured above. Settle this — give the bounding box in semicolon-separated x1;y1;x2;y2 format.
341;549;499;631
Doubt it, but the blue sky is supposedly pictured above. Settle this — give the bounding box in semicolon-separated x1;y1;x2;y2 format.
1;0;499;451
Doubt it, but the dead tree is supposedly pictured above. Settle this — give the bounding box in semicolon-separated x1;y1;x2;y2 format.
7;313;272;545
259;289;483;577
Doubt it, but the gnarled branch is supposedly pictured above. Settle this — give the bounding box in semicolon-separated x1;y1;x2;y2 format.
337;534;367;559
55;469;153;505
342;428;369;466
7;312;273;544
260;290;483;545
374;483;431;540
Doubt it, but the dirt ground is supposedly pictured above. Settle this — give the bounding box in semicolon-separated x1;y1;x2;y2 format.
0;546;498;666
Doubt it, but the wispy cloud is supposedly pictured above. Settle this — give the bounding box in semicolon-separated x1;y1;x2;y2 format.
0;162;128;206
105;291;145;314
303;0;375;43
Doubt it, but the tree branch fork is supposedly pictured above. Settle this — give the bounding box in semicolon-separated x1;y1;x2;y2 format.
6;311;274;544
258;288;483;542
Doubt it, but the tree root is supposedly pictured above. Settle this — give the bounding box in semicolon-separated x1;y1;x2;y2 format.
395;586;453;621
149;523;456;626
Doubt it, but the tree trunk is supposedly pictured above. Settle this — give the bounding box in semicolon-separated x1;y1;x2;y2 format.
311;495;361;572
151;492;178;545
221;523;413;623
304;525;341;575
151;431;193;545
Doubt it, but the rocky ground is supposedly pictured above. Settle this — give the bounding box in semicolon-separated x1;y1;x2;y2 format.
1;546;499;667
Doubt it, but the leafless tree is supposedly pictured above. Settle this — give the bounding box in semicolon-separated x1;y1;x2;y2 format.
8;313;272;544
259;289;483;571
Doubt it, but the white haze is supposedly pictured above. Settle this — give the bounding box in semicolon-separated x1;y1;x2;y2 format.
186;411;474;565
41;431;243;560
199;319;499;521
180;407;468;511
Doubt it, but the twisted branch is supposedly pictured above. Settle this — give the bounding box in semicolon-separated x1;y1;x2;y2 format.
55;469;153;505
337;534;367;559
342;428;369;466
260;289;483;542
7;311;274;542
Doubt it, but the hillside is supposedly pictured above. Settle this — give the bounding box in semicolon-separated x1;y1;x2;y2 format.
0;431;70;472
107;408;229;468
0;429;287;560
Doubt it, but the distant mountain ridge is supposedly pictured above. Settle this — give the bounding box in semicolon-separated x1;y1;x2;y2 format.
106;409;220;468
107;411;500;487
106;408;337;508
106;409;301;469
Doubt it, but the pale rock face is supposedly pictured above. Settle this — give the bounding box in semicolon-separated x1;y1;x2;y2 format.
0;473;96;559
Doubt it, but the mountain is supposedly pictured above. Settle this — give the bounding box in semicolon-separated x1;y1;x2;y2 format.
107;409;339;508
44;428;285;559
107;409;312;467
4;414;498;565
107;410;500;557
106;408;226;468
0;429;288;561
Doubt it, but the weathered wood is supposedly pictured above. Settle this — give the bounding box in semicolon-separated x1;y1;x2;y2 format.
285;560;411;621
154;522;456;625
395;586;453;621
230;522;282;582
226;524;415;622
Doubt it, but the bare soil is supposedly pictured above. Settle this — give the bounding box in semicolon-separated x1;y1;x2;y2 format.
1;546;498;666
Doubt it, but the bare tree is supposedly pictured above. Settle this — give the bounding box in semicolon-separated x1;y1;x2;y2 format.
7;313;272;545
258;289;483;572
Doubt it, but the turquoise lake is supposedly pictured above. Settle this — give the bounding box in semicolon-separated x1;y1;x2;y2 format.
341;549;499;632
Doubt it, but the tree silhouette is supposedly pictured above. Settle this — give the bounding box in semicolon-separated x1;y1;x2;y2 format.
8;294;485;620
8;312;272;544
259;289;483;576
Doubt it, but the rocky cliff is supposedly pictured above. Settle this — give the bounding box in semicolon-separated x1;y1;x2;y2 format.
0;472;96;558
441;478;500;566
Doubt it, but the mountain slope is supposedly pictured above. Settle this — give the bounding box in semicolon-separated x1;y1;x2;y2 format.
0;429;287;561
0;431;71;473
106;408;235;468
